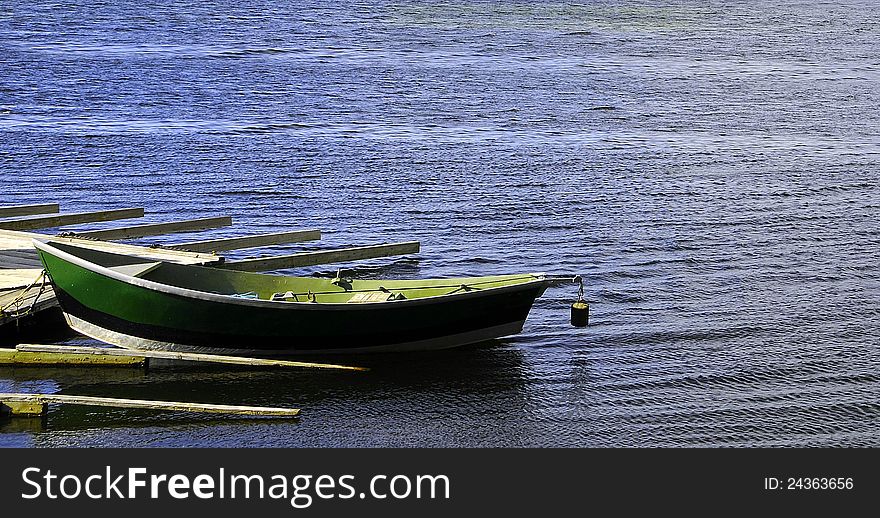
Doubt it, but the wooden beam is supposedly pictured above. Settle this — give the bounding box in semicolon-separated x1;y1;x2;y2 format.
0;348;146;367
0;204;59;218
69;216;233;240
17;344;368;372
222;241;421;272
0;208;144;231
0;400;47;417
174;229;322;252
0;393;300;417
0;229;221;265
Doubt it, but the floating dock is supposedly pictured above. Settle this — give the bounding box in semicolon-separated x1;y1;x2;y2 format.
0;202;420;345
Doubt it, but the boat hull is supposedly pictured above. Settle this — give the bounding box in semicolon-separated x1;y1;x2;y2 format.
38;242;548;355
64;313;528;355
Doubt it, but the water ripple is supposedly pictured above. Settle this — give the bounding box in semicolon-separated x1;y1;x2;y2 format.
1;0;878;447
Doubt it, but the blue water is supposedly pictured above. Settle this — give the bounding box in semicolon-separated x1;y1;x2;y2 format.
1;0;878;447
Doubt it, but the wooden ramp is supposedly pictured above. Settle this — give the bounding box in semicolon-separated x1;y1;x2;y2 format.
0;393;300;418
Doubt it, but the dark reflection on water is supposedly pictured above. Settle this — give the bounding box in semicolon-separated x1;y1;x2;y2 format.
5;342;537;447
1;0;879;446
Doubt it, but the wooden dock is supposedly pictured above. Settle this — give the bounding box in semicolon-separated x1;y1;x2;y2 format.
0;202;420;346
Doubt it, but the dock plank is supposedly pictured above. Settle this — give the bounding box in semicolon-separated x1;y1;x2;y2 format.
0;229;221;265
0;208;145;231
0;249;40;260
0;269;44;290
70;216;233;240
0;393;300;417
174;229;322;252
17;344;368;371
0;251;41;269
0;204;59;218
222;241;420;272
0;349;146;367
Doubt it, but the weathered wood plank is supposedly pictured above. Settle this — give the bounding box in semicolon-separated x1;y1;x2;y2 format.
0;208;145;231
0;204;60;218
0;349;146;367
0;393;300;417
0;252;41;269
174;229;322;252
0;232;41;250
0;229;221;265
0;400;47;417
0;249;40;260
16;344;368;372
222;241;421;272
0;268;44;290
70;216;233;240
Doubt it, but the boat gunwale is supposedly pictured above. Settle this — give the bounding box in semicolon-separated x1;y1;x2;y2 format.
34;239;549;312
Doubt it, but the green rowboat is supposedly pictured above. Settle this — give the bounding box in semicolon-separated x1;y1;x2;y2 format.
34;240;551;355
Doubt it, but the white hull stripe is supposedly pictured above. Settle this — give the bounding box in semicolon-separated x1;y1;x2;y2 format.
65;313;526;355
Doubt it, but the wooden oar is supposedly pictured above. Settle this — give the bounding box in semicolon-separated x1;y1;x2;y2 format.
16;344;368;372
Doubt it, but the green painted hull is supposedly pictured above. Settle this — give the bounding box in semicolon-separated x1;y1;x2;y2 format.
35;241;549;354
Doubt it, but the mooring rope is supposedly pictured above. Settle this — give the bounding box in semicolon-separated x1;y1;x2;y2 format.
0;269;48;318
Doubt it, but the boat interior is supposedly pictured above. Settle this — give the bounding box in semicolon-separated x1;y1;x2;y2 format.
40;241;545;304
